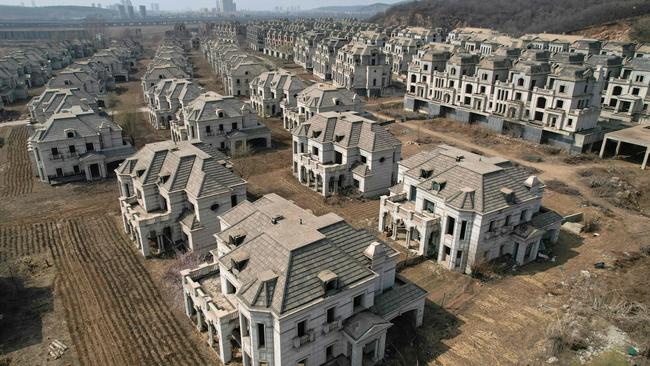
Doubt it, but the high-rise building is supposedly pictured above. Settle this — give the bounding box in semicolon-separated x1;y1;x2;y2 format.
117;4;126;18
139;5;146;17
217;0;236;13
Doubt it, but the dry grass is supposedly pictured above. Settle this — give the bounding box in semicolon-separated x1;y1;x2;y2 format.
545;179;582;196
580;167;646;215
544;252;650;360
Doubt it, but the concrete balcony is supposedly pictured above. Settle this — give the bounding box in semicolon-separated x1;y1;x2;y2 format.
292;330;316;349
298;154;348;175
321;319;343;334
383;194;440;227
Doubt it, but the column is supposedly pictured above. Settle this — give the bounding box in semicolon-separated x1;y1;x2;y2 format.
323;174;329;197
391;221;398;240
350;343;363;366
139;230;150;257
515;242;525;265
196;307;204;331
184;291;193;318
377;334;387;361
219;321;232;363
615;140;622;156
642;148;649;170
405;227;411;247
157;234;164;253
207;321;214;347
599;137;608;158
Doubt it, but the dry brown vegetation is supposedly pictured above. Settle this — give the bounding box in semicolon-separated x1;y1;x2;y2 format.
371;0;650;36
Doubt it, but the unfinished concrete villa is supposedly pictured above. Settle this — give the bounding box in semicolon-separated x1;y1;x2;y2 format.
171;91;271;153
116;141;247;256
379;145;563;273
181;193;427;366
292;111;402;197
28;107;135;184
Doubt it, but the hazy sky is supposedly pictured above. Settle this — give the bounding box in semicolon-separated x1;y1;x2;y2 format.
4;0;400;11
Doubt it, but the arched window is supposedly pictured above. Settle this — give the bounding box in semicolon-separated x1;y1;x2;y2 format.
536;97;547;109
517;78;524;87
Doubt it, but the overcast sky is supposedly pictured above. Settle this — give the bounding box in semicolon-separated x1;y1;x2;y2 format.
4;0;400;11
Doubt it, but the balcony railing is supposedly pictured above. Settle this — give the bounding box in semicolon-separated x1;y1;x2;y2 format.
292;330;315;348
321;319;343;334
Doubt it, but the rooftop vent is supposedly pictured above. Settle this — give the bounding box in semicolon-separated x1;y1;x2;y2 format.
455;155;464;162
271;214;284;224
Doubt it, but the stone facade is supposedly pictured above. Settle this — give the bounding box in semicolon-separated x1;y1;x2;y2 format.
378;145;562;273
292;111;401;197
181;193;427;366
116;141;247;257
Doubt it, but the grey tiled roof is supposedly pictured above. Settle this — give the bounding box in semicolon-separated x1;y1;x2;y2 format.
407;146;540;214
295;111;401;153
30;108;122;143
217;194;394;315
297;83;359;109
118;140;244;199
531;210;563;229
183;92;253;122
371;282;427;317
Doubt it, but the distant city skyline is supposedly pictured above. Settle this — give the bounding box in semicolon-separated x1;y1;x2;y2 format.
1;0;400;11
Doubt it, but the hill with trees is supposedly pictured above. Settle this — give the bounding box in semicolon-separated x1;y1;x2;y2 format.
370;0;650;35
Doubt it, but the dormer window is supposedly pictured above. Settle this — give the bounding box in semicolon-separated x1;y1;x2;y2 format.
231;251;249;272
335;134;344;142
318;269;338;295
432;178;446;192
312;130;322;138
66;131;75;138
501;187;515;204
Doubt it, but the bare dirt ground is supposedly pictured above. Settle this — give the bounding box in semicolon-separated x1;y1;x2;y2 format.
0;124;217;366
190;49;226;94
0;31;217;365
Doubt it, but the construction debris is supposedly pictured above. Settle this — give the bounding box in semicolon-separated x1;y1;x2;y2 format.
48;339;68;359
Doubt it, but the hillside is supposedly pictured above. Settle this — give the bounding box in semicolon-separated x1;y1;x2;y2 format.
0;5;115;20
370;0;650;35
